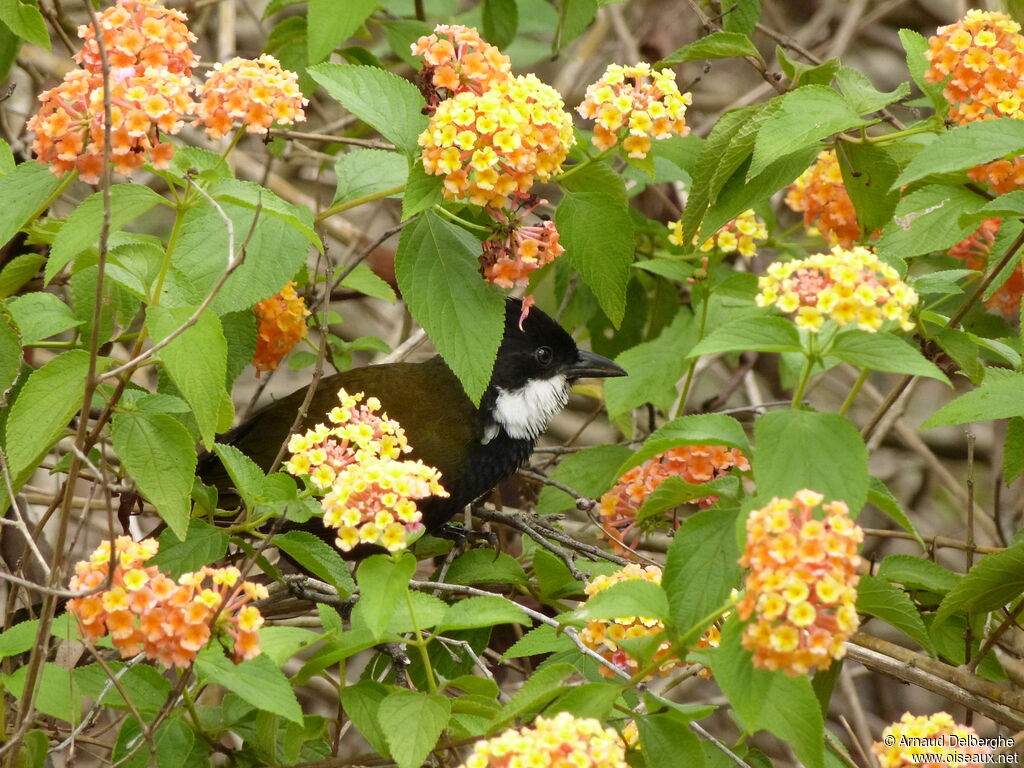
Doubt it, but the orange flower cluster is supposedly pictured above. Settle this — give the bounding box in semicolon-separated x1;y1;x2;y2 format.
75;0;197;76
252;282;310;374
460;712;627;768
577;63;692;159
598;446;749;555
757;245;918;332
68;536;268;667
480;198;564;288
949;218;1024;316
579;564;677;679
410;24;511;108
925;11;1024;124
284;389;447;553
737;490;862;676
668;209;769;258
419;73;575;209
196;54;307;139
872;713;992;768
785;150;861;246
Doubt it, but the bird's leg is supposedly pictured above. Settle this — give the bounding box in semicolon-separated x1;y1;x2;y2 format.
433;520;500;551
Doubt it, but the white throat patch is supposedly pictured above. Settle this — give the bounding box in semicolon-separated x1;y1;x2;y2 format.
490;375;570;441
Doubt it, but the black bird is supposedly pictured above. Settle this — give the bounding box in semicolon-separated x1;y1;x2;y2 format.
198;298;626;538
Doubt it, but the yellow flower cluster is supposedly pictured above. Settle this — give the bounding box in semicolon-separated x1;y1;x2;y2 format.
285;389;447;553
68;536;268;667
459;712;627;768
668;209;768;258
419;73;575;209
756;245;918;332
784;150;862;246
872;713;992;768
579;564;676;679
410;24;511;104
252;282;310;374
598;446;748;556
577;63;692;159
196;54;307;139
737;490;862;676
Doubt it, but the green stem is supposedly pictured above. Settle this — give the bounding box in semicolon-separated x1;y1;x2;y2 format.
316;185;406;222
403;587;438;694
838;368;869;416
837;120;939;146
555;146;616;183
675;259;716;415
676;598;734;649
150;206;187;306
30;170;77;222
431;205;491;233
790;332;818;409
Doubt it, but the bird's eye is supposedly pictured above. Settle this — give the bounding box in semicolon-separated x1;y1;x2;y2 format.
534;346;553;366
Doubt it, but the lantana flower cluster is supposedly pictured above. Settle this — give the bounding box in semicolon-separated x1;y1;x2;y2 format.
284;389;447;553
418;73;575;209
577;63;692;159
784;150;861;246
872;712;992;768
27;0;305;184
251;282;310;374
756;245;918;332
668;209;769;258
737;490;862;676
598;446;749;555
411;24;511;108
459;712;627;768
949;218;1024;316
196;55;307;139
68;536;267;667
579;564;677;679
480;197;564;288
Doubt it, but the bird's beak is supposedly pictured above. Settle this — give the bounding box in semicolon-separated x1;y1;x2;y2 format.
566;349;627;380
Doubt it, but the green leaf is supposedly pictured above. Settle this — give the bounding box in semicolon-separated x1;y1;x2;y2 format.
503;624;575;659
831;330;949;384
574;578;669;623
3;663;80;723
394;211;505;405
835;68;909;115
622;414;751;473
556;0;597;49
258;626;322;666
445;550;528;586
274;530;356;597
47;185;166;284
549;682;623;720
557;187;634;326
378;691;450;768
867;477;925;550
895;119;1024;187
333;149;407;206
899;29;947;113
536;444;633;515
7;292;81;344
632;258;694;283
636;476;739;523
211;443;265;508
14;730;49;768
440;595;530;631
148;519;228;578
605;308;694;417
401;161;444;220
754;410;869;512
856;574;935;654
0;253;45;298
0;0;47;48
658;31;761;66
1005;417;1024;484
0;305;18;402
663;508;742;634
352;553;416;640
482;0;518;48
876;555;961;594
912;269;977;297
722;0;760;35
836;141;901;236
307;0;377;63
703;620;824;768
340;681;391;756
195;646;303;723
776;47;840;88
75;662;171;720
492;662;576;728
147;306;227;448
308;64;428;155
637;714;705;768
0;163;61;251
877;185;986;262
934;543;1024;629
211;179;322;253
155;718;195;768
339;263;396;303
688;315;802;357
2;350;97;500
749;86;869;178
0;620;38;658
922;371;1024;428
111;412;196;541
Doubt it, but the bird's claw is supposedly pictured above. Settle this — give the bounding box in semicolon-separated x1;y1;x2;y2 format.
435;523;500;553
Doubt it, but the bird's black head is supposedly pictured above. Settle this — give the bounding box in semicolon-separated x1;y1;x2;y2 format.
481;298;626;441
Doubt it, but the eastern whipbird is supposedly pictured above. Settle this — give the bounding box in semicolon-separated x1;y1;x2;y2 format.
198;298;626;544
